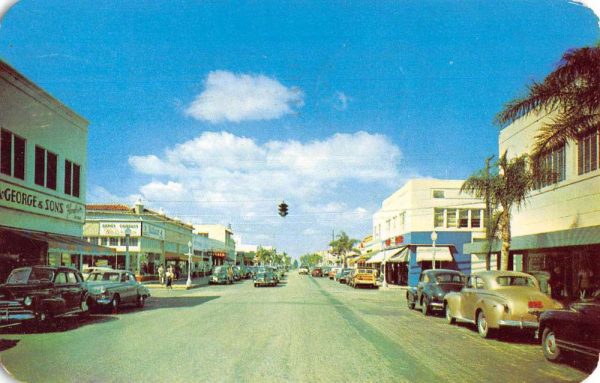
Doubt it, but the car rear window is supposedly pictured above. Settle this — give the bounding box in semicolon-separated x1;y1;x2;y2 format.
7;268;54;284
435;273;462;283
496;276;536;287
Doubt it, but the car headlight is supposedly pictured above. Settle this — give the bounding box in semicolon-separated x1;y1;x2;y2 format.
23;296;32;306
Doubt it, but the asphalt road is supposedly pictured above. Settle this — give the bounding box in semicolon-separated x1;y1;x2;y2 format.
0;273;596;383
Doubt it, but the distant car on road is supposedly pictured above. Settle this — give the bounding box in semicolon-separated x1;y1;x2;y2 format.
538;288;600;363
0;266;89;328
329;267;341;280
210;266;233;285
444;271;562;339
311;267;323;277
254;271;277;287
406;269;464;315
349;268;378;288
337;268;353;283
298;265;310;275
321;266;331;277
86;270;150;312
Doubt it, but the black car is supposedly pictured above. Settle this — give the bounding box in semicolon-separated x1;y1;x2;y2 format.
406;269;464;315
539;289;600;363
0;266;89;328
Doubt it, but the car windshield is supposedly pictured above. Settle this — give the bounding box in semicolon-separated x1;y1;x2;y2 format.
358;269;373;274
435;273;462;283
87;272;121;282
496;276;536;287
6;267;54;284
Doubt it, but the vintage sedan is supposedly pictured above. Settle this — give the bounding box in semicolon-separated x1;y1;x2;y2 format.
254;271;276;287
407;269;464;315
209;266;233;285
0;266;89;328
86;270;150;311
349;268;378;288
444;271;562;338
311;267;323;277
538;289;600;363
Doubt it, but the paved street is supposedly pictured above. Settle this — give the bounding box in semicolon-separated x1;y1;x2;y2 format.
0;273;595;383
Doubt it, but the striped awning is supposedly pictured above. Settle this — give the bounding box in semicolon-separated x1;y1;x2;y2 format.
366;248;405;264
1;227;115;256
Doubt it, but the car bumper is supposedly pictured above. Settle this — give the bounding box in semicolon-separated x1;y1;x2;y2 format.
498;319;538;329
0;308;36;326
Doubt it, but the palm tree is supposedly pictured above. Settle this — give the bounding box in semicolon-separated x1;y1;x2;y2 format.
495;46;600;155
461;152;536;270
329;231;358;268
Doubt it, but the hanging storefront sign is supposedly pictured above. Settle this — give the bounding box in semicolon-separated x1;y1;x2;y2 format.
142;223;165;240
0;179;85;223
99;222;142;237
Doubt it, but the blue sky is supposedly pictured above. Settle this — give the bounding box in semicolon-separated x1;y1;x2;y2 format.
1;1;598;258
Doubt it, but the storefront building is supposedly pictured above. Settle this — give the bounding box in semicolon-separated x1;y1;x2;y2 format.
0;59;114;282
193;224;236;265
84;201;199;277
369;179;486;286
464;112;600;300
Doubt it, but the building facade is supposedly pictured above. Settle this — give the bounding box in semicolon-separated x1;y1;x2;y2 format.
193;224;236;265
0;59;112;282
464;113;600;300
370;179;486;286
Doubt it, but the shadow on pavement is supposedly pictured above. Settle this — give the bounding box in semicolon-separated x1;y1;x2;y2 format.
0;315;118;335
0;339;19;352
127;295;220;312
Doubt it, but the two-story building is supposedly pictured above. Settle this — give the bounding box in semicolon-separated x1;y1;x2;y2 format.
0;59;112;281
193;224;236;266
369;179;486;286
464;113;600;300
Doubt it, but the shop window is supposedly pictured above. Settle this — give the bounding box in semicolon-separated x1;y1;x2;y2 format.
578;128;598;175
101;238;109;246
109;237;119;246
0;129;26;180
128;237;139;247
34;145;58;190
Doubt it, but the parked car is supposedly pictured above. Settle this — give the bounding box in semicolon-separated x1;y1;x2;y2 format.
349;268;378;288
86;270;150;311
232;266;242;281
311;267;323;277
254;271;277;287
82;266;113;281
329;267;341;280
210;266;233;285
321;267;331;277
444;271;563;339
298;265;310;275
0;266;89;328
407;269;465;315
338;269;353;284
538;288;600;363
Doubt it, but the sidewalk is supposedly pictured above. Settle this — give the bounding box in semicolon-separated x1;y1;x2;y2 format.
377;282;408;291
143;276;210;290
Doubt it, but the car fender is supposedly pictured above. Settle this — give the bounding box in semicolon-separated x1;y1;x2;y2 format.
444;292;461;317
406;287;417;302
475;296;505;329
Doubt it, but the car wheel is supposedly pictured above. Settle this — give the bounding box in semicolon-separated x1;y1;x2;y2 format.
111;295;120;312
136;295;145;308
445;304;455;324
477;310;493;338
421;297;430;316
407;295;415;310
542;327;562;362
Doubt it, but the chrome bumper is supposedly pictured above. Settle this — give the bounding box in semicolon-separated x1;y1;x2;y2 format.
498;319;538;329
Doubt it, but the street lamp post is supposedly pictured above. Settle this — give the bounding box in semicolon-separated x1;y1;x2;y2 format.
431;230;438;270
186;240;193;288
124;227;131;271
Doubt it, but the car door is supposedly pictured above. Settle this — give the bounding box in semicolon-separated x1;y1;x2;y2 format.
126;273;139;302
66;271;84;310
53;271;75;314
460;276;477;321
119;273;135;303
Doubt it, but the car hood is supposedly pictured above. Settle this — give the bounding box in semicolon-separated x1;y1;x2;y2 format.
0;283;54;299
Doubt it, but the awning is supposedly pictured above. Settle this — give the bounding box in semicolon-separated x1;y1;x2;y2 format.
388;247;410;263
1;227;115;256
463;225;600;255
366;248;405;264
416;246;453;262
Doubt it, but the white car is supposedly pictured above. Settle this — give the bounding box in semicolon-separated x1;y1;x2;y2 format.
298;266;309;275
82;266;113;281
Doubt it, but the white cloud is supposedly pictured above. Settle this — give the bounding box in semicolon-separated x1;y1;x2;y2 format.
571;1;600;27
184;70;304;123
334;91;350;111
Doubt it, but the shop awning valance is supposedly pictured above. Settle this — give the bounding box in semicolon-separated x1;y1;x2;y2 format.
415;246;453;262
1;227;115;256
366;248;405;264
388;247;410;263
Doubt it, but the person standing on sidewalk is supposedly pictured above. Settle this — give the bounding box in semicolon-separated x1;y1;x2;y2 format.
166;265;173;289
158;264;165;285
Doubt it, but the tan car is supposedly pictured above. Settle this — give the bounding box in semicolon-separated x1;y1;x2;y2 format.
444;271;562;339
350;268;378;288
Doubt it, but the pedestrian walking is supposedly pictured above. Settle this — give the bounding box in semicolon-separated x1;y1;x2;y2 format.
166;265;173;289
158;264;165;285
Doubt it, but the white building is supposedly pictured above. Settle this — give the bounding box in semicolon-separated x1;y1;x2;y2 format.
464;112;600;300
193;224;236;264
371;179;485;286
0;59;112;281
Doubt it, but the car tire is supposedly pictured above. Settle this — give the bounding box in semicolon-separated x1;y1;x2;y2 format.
421;297;430;316
542;327;563;362
111;295;120;313
136;295;145;308
477;310;493;338
407;297;415;310
445;304;455;324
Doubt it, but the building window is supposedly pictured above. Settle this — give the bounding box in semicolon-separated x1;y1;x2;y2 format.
536;145;566;188
470;209;482;228
578;128;598;175
459;209;469;228
447;209;457;228
64;160;81;197
0;128;26;180
128;237;139;247
109;237;119;246
34;145;58;190
434;208;444;227
432;190;445;198
101;238;109;246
